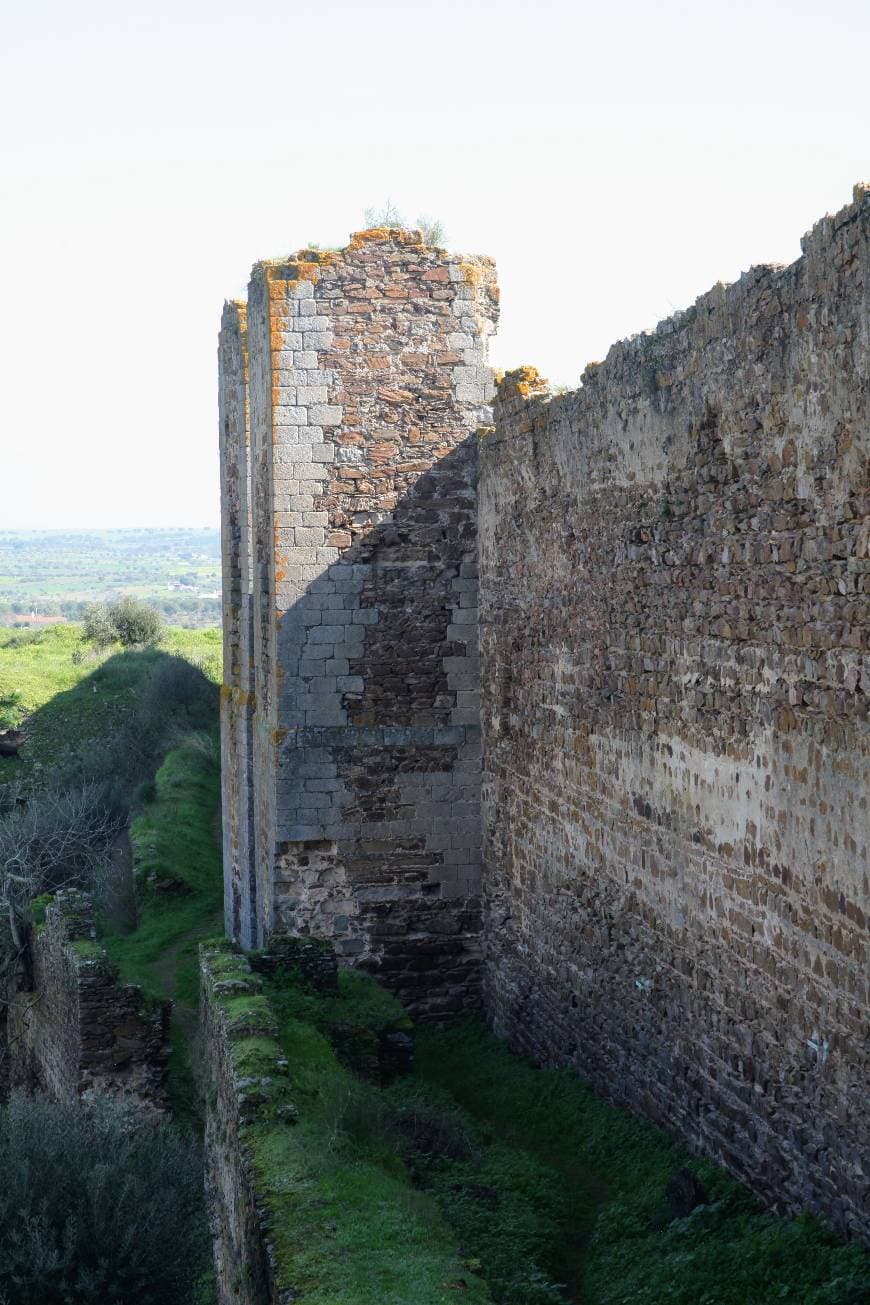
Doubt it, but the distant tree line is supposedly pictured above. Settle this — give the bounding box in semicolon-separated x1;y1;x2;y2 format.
0;593;221;628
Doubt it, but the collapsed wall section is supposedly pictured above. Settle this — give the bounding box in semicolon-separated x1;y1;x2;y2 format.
7;891;170;1121
479;186;869;1236
221;231;499;1015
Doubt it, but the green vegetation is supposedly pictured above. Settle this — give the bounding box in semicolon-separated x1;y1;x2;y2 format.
2;610;865;1304
205;943;491;1305
111;741;224;1003
82;595;165;649
0;624;223;1123
0;618;224;1294
235;965;868;1305
0;527;221;628
363;201;446;246
0;1093;209;1305
414;1025;870;1304
0;622;220;790
102;738;225;1122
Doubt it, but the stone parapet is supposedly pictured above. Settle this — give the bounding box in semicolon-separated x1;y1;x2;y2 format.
200;939;298;1305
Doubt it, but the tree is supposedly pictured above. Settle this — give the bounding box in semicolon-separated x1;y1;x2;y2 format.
109;595;164;647
81;601;116;650
81;597;164;650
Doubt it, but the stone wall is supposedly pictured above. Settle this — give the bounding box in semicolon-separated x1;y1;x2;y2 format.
478;185;869;1238
7;891;170;1121
200;940;300;1305
220;230;499;1017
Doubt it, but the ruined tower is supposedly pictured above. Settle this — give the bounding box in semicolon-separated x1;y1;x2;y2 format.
219;229;498;1015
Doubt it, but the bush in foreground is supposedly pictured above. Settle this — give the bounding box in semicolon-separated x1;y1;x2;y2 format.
0;1094;209;1305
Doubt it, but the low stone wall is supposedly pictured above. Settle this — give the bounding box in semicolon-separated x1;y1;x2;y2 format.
7;890;170;1122
200;939;300;1305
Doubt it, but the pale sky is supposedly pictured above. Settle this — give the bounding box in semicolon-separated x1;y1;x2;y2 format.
1;0;867;528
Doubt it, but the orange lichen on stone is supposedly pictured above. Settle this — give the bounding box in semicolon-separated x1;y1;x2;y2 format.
347;227;424;252
497;365;551;400
291;248;339;267
221;684;256;710
460;261;485;288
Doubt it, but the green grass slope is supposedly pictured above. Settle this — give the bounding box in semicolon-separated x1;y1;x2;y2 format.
0;623;221;792
101;740;225;1122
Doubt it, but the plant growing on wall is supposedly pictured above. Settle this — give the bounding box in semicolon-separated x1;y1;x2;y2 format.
363;201;447;246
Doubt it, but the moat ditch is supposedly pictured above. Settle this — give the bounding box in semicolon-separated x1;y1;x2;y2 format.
84;726;866;1305
247;962;868;1305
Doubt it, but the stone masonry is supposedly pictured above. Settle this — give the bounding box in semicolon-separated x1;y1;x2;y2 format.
478;186;869;1238
221;187;868;1236
7;891;170;1121
219;230;498;1017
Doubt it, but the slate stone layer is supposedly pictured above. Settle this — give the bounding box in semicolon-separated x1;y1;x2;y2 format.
479;186;869;1238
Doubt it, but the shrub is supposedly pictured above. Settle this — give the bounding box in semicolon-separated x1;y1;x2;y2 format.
108;596;164;648
0;690;23;730
0;1094;209;1305
81;602;116;650
0;780;123;988
81;598;164;651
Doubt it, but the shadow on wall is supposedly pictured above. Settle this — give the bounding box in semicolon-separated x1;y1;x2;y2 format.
230;437;485;1020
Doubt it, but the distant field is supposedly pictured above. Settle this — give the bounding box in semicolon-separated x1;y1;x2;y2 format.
0;528;222;628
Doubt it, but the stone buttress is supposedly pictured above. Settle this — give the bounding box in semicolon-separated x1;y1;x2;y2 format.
219;230;498;1016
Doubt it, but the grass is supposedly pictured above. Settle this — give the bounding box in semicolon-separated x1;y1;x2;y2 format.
249;973;869;1305
413;1024;870;1305
0;621;223;1297
205;949;492;1305
6;619;866;1304
0;623;224;1126
0;623;221;793
101;739;225;1121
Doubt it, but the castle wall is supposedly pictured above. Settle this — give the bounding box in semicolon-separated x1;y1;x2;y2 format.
478;187;869;1237
221;232;498;1015
200;942;286;1305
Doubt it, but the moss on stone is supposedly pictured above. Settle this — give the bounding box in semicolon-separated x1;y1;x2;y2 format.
69;938;105;962
203;949;490;1303
29;892;55;934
